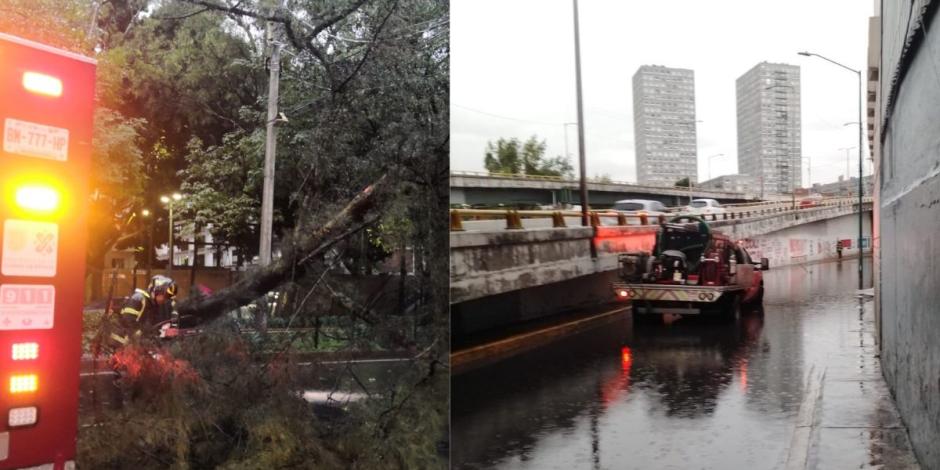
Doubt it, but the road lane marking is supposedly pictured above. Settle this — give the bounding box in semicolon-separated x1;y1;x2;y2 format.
785;364;826;470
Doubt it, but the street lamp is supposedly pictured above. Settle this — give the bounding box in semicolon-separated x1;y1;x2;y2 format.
838;146;857;188
563;122;577;161
707;153;725;181
799;50;865;289
140;209;153;281
160;192;183;278
800;156;812;189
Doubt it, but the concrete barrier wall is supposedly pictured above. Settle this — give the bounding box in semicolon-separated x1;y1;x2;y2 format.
727;212;873;269
878;5;940;467
451;227;615;304
450;226;661;304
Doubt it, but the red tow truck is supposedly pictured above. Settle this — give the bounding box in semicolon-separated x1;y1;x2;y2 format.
612;216;768;321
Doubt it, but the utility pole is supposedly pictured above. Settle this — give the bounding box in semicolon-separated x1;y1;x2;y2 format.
572;0;590;232
259;0;284;267
857;69;864;289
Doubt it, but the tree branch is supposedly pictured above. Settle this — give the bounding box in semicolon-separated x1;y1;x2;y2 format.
332;0;398;94
176;174;387;320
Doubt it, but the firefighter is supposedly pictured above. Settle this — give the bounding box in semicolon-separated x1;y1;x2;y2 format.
109;274;178;348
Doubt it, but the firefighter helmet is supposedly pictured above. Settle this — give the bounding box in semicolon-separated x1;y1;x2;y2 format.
148;275;178;299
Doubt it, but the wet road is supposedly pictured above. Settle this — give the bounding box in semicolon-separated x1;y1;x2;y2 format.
452;258;891;469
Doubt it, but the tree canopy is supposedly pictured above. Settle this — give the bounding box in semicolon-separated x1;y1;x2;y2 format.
483;135;574;178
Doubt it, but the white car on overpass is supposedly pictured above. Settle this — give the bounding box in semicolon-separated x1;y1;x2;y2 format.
684;198;726;215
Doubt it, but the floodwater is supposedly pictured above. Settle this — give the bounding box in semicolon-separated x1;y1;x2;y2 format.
451;258;903;469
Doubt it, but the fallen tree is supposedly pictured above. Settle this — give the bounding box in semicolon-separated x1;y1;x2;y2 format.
176;175;387;321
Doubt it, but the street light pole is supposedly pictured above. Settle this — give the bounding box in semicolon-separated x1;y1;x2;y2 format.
838;146;855;189
141;209;151;282
572;0;590;232
563;122;577;161
800;156;812;189
161;193;182;278
799;51;865;289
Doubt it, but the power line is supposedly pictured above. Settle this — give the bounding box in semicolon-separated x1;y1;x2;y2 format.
453;104;565;125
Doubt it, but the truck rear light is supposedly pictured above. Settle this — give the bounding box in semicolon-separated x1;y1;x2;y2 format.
618;290;629;298
22;71;62;97
7;406;37;427
12;342;39;360
9;374;38;394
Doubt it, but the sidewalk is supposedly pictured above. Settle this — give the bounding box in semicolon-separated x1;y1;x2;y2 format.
788;297;921;469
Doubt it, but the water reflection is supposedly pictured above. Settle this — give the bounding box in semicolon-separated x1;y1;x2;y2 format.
624;314;764;418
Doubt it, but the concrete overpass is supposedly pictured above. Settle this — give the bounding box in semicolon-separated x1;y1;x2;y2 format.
450;198;873;334
450;171;774;208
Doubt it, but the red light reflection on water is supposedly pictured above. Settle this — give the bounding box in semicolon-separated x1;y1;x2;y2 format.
600;346;633;407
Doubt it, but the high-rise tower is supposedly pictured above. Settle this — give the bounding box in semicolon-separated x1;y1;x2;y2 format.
736;62;802;195
632;65;697;186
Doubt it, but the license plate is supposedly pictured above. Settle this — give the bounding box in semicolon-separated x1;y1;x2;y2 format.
3;118;69;161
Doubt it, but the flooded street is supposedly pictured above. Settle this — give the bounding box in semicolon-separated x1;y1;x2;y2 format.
452;258;917;469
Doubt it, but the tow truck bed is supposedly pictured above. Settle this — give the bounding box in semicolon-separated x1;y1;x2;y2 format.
612;283;745;315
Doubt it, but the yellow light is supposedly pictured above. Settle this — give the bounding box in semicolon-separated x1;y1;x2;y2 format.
15;184;60;213
12;343;39;361
9;374;38;394
22;71;62;97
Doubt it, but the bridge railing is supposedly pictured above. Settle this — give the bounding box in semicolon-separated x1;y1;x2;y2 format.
450;197;874;231
451;170;750;197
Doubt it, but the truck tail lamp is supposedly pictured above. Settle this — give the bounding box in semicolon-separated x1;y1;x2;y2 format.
12;342;39;360
22;71;62;97
9;374;38;394
8;406;37;427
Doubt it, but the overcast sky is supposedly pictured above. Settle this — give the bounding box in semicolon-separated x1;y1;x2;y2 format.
450;0;877;186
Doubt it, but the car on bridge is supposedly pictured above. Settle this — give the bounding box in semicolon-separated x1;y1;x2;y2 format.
612;215;768;322
612;199;670;220
684;198;726;215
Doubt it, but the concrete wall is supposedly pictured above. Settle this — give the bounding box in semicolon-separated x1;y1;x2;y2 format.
450;227;619;304
878;3;940;468
731;212;873;269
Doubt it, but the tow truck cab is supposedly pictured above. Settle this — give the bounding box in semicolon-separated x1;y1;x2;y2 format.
613;216;768;318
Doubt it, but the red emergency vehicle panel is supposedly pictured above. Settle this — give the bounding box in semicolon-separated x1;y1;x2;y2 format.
0;32;95;470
